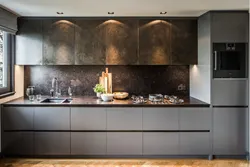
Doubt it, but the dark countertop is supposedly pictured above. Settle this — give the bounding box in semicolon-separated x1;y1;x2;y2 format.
3;96;210;107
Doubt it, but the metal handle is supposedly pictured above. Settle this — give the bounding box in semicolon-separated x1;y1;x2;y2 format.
214;51;217;71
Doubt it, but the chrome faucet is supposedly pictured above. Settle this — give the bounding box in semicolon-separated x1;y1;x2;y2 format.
50;77;59;98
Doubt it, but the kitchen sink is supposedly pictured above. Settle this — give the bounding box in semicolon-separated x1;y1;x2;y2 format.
40;98;72;104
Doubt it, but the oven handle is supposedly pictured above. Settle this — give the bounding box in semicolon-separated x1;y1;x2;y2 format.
214;51;217;71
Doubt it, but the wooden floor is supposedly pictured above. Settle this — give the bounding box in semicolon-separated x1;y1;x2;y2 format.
0;159;249;167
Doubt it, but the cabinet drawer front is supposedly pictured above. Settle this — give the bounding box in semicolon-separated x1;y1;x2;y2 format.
3;132;34;155
213;108;247;155
107;108;142;130
180;132;210;155
212;80;248;106
34;107;70;130
143;108;179;130
3;107;34;130
34;132;70;155
71;107;106;130
143;132;179;155
180;108;211;130
107;132;142;155
71;132;106;155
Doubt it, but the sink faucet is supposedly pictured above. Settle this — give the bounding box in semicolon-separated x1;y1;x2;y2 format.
50;77;59;98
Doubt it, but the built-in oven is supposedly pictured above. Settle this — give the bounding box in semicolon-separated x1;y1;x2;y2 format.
213;43;247;78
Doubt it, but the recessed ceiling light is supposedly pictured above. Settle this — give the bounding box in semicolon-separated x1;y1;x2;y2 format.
160;12;167;15
57;12;64;15
108;12;114;15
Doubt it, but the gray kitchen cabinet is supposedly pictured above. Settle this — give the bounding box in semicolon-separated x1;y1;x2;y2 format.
213;107;247;155
171;19;197;65
139;19;171;65
211;12;249;43
43;19;75;65
34;107;70;130
143;132;179;155
180;132;210;155
143;108;179;130
107;132;142;155
16;19;43;65
3;107;34;130
71;107;106;130
107;108;142;130
34;132;70;155
179;108;211;130
71;132;106;155
3;132;34;155
212;80;248;106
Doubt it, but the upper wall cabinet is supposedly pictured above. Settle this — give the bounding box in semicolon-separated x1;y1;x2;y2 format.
211;12;249;43
74;19;138;65
74;19;106;65
139;19;171;65
171;19;197;65
16;19;43;65
43;19;75;65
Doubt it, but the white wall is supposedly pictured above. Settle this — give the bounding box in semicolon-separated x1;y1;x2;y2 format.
190;13;211;103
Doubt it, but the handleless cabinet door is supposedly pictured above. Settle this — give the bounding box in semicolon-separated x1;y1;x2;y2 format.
43;19;75;65
71;132;106;155
71;107;106;130
212;80;248;106
34;107;70;130
143;132;179;155
3;132;34;155
107;108;142;130
179;108;211;130
139;19;171;65
171;19;198;65
16;19;43;65
143;108;179;130
213;107;247;155
34;132;70;155
3;107;34;130
180;132;210;155
211;12;249;43
107;132;142;155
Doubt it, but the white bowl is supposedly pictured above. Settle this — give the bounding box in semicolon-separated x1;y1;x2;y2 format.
101;94;114;102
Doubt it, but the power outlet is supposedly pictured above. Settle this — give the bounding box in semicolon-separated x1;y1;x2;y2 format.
178;84;186;91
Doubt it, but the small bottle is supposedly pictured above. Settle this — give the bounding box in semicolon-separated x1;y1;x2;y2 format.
68;87;72;98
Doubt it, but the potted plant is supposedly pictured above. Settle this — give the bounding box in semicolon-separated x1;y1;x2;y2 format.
93;84;105;98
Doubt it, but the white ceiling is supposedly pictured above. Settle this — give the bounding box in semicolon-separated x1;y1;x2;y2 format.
0;0;249;17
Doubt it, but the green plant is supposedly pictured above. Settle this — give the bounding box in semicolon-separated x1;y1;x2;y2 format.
93;84;105;93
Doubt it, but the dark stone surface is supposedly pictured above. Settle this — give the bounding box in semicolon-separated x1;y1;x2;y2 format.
24;65;189;96
139;19;171;65
3;96;209;107
171;19;198;65
43;19;75;65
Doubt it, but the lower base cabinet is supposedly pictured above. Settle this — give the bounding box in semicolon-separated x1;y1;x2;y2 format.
34;132;70;155
179;132;210;155
71;132;106;155
3;132;34;155
107;132;142;155
143;132;179;155
213;108;247;155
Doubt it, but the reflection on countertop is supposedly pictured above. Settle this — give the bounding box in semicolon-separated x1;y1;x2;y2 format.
3;96;210;107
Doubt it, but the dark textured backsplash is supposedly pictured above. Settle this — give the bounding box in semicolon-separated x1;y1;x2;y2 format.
24;66;189;96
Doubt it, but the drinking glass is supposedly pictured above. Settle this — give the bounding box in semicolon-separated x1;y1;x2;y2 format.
29;95;35;101
36;94;42;101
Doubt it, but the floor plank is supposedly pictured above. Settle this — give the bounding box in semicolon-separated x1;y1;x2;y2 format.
0;159;249;167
